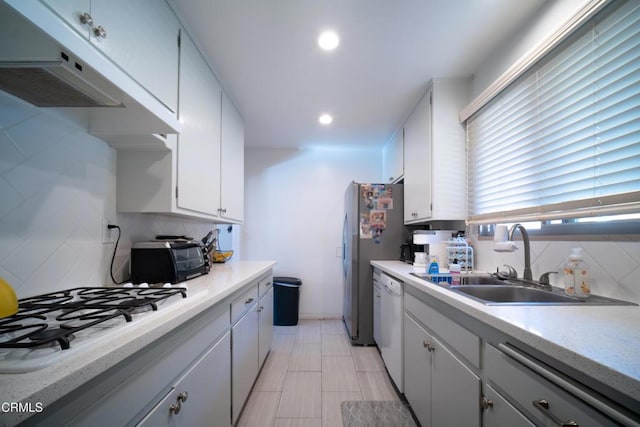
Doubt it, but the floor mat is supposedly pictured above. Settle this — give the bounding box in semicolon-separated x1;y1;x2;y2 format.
341;401;417;427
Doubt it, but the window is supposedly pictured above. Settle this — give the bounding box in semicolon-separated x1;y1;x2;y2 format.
465;0;640;227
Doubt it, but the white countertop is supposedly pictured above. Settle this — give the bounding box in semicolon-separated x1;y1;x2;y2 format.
371;260;640;404
0;260;275;426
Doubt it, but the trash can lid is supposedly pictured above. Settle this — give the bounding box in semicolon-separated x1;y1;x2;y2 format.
274;276;302;286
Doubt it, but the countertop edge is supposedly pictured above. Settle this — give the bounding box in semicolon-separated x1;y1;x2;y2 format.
1;260;276;425
371;260;640;405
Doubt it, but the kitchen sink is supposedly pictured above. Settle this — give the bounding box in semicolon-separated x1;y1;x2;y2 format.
449;285;636;306
410;272;506;286
410;273;636;306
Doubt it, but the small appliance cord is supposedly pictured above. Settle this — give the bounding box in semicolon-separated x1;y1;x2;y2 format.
108;225;126;285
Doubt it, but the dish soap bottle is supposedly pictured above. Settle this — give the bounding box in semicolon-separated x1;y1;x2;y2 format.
563;248;590;298
428;256;440;275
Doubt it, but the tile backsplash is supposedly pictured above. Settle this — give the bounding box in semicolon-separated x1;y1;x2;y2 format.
0;92;218;298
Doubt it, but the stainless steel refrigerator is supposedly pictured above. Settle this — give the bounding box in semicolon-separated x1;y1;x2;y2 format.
342;182;405;345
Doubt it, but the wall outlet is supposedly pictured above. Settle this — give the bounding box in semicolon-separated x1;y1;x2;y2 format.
102;219;116;244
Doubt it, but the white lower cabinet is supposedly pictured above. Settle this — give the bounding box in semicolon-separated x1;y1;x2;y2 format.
403;313;432;425
403;292;480;427
373;275;381;345
137;332;231;427
482;384;534;427
24;271;273;427
230;276;274;424
232;304;259;424
404;313;480;427
484;344;627;426
258;286;274;367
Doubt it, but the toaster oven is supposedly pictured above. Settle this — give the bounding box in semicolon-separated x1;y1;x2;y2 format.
130;241;209;284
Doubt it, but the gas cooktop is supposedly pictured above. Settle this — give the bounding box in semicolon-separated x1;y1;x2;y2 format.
0;286;187;373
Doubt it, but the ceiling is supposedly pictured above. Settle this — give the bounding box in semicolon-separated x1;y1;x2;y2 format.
170;0;545;149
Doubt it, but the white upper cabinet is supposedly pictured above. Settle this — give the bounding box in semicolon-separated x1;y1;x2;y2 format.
403;78;469;224
220;92;245;222
383;129;404;183
404;89;432;223
116;31;244;223
41;0;180;113
176;31;222;216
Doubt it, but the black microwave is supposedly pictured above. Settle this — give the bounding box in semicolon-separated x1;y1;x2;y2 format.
130;241;209;284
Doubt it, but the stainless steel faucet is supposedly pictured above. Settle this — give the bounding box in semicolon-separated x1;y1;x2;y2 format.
508;223;532;281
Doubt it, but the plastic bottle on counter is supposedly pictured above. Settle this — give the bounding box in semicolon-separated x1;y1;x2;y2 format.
428;256;440;275
449;263;461;285
563;248;590;298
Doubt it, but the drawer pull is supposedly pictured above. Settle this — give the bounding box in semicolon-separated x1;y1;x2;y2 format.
533;399;578;426
498;343;636;426
245;297;254;304
178;391;188;402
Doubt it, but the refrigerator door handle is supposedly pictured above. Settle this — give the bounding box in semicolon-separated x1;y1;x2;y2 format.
342;214;348;277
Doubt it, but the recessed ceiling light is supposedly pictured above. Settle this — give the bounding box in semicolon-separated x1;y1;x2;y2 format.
319;113;333;125
318;30;339;51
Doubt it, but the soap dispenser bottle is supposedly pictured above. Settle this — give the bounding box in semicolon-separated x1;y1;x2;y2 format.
563;248;590;298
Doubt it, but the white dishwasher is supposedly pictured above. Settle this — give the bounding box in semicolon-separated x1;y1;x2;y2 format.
379;272;403;392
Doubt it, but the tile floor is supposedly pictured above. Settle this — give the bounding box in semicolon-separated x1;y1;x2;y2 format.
237;319;401;426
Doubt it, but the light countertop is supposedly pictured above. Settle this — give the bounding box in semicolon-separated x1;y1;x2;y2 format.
371;260;640;405
0;260;275;426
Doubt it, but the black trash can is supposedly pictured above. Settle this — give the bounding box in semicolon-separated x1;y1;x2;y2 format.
273;277;302;326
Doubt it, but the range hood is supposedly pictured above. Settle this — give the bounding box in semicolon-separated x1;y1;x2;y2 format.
0;3;123;108
0;1;181;144
0;56;124;108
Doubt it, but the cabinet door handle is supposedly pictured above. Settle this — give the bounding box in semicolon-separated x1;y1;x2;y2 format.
480;396;493;410
169;401;181;415
177;391;188;402
422;340;435;352
257;305;263;312
93;26;107;39
245;297;254;304
533;399;578;426
79;12;94;26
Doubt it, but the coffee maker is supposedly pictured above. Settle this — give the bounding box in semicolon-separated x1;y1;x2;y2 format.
399;238;424;263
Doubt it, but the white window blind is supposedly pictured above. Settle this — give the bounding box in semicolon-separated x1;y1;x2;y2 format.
466;0;640;225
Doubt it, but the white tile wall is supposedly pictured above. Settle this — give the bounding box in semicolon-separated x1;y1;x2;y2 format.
0;92;219;298
472;235;640;304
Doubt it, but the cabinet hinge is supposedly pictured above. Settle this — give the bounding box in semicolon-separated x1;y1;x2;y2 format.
429;92;433;105
175;186;179;199
177;29;181;48
430;203;433;212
